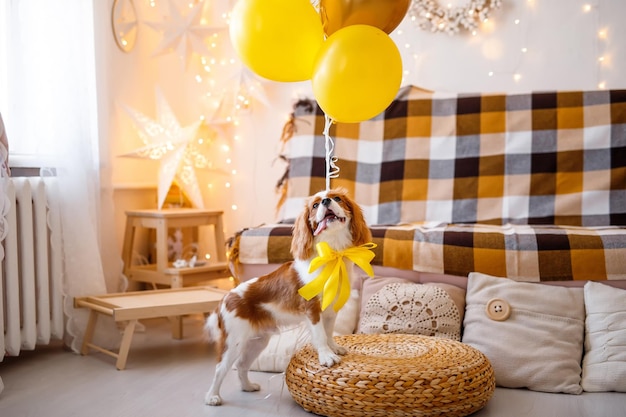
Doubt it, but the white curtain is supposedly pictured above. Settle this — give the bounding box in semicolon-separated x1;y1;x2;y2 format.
4;0;120;351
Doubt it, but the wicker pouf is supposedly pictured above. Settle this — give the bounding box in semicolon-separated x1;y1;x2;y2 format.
285;334;495;417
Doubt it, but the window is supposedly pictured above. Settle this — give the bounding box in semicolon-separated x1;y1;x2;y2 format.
0;1;7;124
0;1;57;168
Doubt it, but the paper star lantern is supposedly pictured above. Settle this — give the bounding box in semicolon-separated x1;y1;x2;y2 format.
120;88;210;209
234;68;271;111
209;68;271;121
145;0;226;68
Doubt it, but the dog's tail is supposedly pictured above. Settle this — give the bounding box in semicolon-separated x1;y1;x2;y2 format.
204;308;222;344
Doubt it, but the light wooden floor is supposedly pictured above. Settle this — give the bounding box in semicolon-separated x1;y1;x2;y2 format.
0;315;311;417
4;300;626;417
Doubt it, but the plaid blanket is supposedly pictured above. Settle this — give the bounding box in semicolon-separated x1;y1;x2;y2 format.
279;86;626;227
235;222;626;281
233;86;626;282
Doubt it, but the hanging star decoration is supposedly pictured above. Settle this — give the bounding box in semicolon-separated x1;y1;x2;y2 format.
211;68;271;122
145;0;226;69
120;88;226;209
232;68;271;112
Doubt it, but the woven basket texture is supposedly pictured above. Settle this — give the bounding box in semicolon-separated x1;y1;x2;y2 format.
286;334;495;417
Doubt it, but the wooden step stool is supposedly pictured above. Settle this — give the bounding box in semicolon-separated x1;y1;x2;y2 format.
121;208;231;289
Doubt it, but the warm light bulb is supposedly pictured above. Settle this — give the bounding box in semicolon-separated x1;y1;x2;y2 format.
583;4;592;12
513;73;522;82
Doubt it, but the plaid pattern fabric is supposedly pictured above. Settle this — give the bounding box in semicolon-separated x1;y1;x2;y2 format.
232;86;626;282
235;222;626;281
279;86;626;227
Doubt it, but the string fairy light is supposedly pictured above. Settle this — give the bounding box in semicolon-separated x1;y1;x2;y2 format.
137;0;619;221
142;0;269;216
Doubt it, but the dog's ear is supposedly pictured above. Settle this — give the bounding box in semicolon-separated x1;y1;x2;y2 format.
291;202;315;260
346;195;372;246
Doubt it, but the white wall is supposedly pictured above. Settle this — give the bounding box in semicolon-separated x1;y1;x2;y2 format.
101;0;626;246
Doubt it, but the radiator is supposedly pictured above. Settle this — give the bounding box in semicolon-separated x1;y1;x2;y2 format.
1;177;64;360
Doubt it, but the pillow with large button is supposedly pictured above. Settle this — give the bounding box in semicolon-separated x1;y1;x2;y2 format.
581;281;626;392
462;272;585;394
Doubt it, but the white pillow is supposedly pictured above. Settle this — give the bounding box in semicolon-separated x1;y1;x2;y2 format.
248;289;360;372
582;281;626;392
462;272;585;394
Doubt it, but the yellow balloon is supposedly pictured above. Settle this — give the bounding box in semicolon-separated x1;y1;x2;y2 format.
320;0;411;36
312;25;402;123
229;0;324;82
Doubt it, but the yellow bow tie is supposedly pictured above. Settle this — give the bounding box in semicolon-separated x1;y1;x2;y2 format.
298;242;377;312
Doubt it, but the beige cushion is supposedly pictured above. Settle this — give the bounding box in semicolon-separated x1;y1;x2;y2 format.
358;282;461;340
462;272;585;394
582;281;626;392
359;276;466;327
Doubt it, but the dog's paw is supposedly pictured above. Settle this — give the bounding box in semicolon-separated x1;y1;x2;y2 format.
241;382;261;392
205;393;222;406
318;349;342;367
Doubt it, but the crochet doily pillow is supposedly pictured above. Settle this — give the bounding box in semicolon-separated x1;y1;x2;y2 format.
359;283;461;340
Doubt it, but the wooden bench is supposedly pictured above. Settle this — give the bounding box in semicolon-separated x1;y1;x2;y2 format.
75;286;226;370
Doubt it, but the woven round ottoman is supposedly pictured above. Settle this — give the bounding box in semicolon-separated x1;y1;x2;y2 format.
285;334;495;417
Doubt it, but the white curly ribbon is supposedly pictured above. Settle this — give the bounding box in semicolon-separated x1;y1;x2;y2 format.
323;114;340;191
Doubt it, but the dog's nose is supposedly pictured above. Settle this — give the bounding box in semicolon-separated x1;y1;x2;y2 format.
321;198;331;207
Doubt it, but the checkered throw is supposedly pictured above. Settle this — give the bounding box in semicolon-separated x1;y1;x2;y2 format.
236;222;626;281
279;86;626;227
233;86;626;281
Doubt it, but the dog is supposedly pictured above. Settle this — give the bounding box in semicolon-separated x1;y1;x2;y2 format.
204;187;372;406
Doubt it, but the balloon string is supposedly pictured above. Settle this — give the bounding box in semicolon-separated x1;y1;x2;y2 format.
323;113;339;191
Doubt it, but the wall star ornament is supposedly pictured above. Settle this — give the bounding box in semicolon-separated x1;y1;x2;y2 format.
120;88;207;209
409;0;502;35
145;0;225;68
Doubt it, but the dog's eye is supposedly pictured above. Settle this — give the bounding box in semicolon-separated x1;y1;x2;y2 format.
313;202;319;209
333;196;342;202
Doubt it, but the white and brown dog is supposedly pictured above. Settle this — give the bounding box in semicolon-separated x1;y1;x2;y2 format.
204;188;371;406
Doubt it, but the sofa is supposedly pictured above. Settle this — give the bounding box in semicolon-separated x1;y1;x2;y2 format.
228;86;626;416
